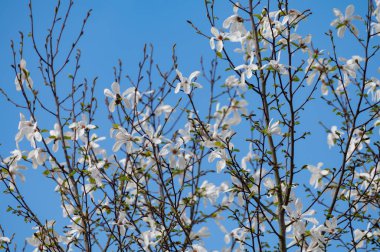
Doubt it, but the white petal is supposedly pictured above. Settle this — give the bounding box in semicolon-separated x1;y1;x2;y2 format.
175;69;184;81
216;40;224;52
175;83;181;94
111;82;120;94
338;26;346;38
183;83;191;94
345;5;355;17
112;141;123;152
189;71;200;82
104;88;114;98
211;27;219;37
332;8;342;18
109;102;116;112
210;38;215;50
20;59;27;69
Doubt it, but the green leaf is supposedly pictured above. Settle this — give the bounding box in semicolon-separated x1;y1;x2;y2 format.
292;75;300;82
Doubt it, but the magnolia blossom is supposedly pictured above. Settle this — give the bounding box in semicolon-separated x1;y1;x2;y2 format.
210;27;226;52
354;229;369;249
335;55;364;93
208;148;228;173
0;236;10;243
26;221;67;252
189;226;211;240
223;3;246;34
111;126;140;153
279;34;311;53
114;211;134;236
69;114;96;140
224;75;247;90
305;53;332;93
14;58;33;91
371;7;380;35
327;125;342;148
330;4;361;38
27;148;47;169
15;113;42;148
45;123;73;152
234;53;258;84
262;52;288;74
324;217;337;234
284;198;318;227
366;77;380;102
199;180;228;206
104;82;138;112
175;69;202;94
307;162;329;189
2;150;27;189
267;119;282;136
155;104;172;117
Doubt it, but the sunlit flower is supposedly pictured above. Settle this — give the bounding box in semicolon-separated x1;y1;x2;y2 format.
175;69;202;94
15;113;42;148
307;162;329;189
234;53;259;84
69;114;96;140
210;27;226;52
0;236;10;243
27;148;47;169
267;119;282;136
14;59;33;91
104;82;137;112
330;5;361;38
327;126;342;148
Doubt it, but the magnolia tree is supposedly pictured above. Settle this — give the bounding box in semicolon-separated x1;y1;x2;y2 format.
1;0;380;251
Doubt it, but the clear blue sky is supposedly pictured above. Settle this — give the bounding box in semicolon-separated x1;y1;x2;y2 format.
0;0;370;250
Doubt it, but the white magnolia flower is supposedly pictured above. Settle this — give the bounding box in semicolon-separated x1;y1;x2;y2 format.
189;226;211;240
330;4;361;38
371;8;380;36
365;77;380;102
324;217;337;234
69;114;96;140
15;113;42;148
155;104;172;117
234;53;259;84
199;180;219;206
14;58;33;91
354;229;370;249
210;27;226;52
267;119;282;136
284;198;318;225
262;52;288;74
225;75;247;90
26;221;65;252
0;236;10;243
114;211;134;236
307;162;329;189
305;52;332;91
223;3;247;35
279;34;312;53
208;148;227;173
45;123;72;152
27;148;47;169
175;69;202;94
104;82;137;112
111;126;140;153
327;125;342;148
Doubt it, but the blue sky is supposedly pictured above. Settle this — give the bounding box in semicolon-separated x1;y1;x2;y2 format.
0;0;372;250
